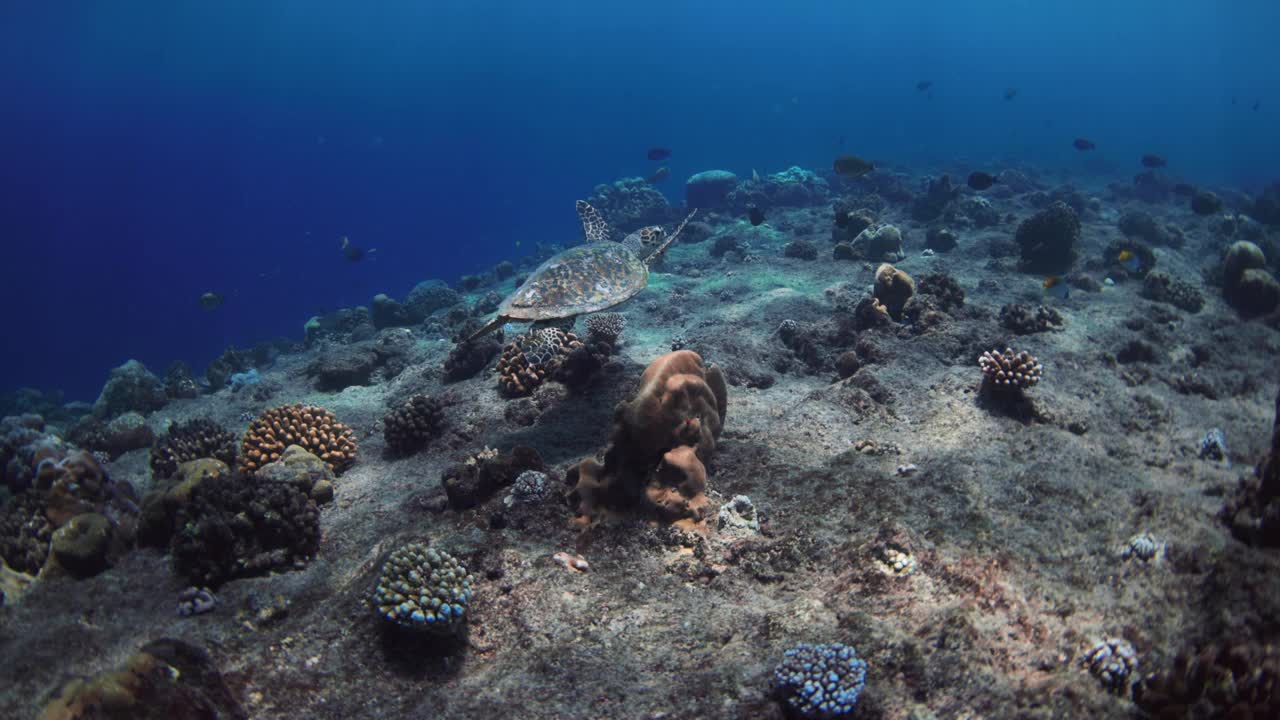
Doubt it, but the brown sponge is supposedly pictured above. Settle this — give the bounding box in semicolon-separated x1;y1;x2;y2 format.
568;350;727;526
873;263;914;320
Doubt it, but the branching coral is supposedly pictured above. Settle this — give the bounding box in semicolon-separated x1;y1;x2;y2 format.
171;472;320;586
239;403;357;476
151;418;237;480
568;351;727;525
979;348;1043;391
371;542;474;633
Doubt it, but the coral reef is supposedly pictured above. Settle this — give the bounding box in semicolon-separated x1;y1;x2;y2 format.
784;238;820;260
444;321;503;381
1119;210;1181;248
38;638;246;720
383;394;446;456
150;418;237;480
371;292;414;329
1141;271;1205;313
1016;201;1080;273
138;458;232;548
568;351;727;525
0;490;52;574
685;170;738;209
253;446;337;504
171;471;320;586
204;347;255;390
404;280;463;321
162;361;201;399
93;359;167;419
999;303;1064;334
730;166;830;210
1222;241;1280;316
371;541;474;633
239;403;357;476
979;348;1043;391
772;642;868;718
911;173;961;222
851;223;905;261
1135;639;1280;718
584;312;626;348
586;177;673;233
441;445;545;510
69;411;155;459
917;272;966;312
1191;188;1223;215
925;226;959;252
1222;386;1280;546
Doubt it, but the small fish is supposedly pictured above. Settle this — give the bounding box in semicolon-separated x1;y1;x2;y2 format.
1141;154;1167;168
915;80;933;92
646;146;671;161
198;292;224;311
340;236;375;262
1003;88;1018;101
748;206;766;226
1043;275;1070;300
1253;100;1260;111
833;154;875;177
1073;137;1096;151
967;171;998;190
645;166;670;184
751;168;761;183
1118;249;1142;273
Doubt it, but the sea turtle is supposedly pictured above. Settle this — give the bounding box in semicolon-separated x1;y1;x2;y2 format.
465;201;697;341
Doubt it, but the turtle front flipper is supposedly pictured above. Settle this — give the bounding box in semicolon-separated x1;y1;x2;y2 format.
644;209;698;266
576;200;612;243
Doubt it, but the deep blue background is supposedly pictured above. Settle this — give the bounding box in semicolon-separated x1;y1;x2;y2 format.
2;1;1277;401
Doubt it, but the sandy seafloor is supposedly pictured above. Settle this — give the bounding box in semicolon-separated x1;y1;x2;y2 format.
2;165;1280;719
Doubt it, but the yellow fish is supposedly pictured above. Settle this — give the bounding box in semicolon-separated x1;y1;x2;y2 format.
1118;249;1142;273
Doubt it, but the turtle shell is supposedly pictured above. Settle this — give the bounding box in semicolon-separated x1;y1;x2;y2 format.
499;243;648;320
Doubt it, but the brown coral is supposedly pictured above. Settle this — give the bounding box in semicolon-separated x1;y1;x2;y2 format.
496;328;583;397
979;348;1043;391
239;403;357;476
568;350;727;526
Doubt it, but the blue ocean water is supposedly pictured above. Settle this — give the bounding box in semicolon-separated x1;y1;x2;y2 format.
1;1;1276;401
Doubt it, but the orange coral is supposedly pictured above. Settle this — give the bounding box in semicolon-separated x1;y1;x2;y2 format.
239;403;357;476
568;350;726;525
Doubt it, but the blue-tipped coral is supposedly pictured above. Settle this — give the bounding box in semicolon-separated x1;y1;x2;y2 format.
773;642;868;718
372;541;474;633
